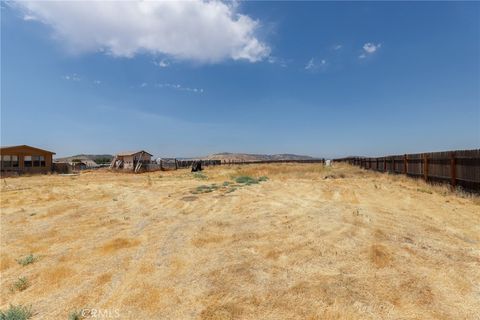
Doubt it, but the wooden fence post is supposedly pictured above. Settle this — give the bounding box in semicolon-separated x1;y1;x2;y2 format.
383;158;387;172
403;154;407;174
423;154;429;181
160;159;163;171
450;152;456;189
175;158;178;170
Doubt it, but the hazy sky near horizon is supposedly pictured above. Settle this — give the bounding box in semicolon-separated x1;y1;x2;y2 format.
1;1;479;158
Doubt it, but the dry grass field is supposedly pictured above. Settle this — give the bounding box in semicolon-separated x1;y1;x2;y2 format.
1;163;479;319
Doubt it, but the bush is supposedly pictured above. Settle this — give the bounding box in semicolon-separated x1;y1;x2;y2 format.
68;310;84;320
225;188;237;194
192;184;217;194
17;254;37;266
0;305;32;320
193;172;207;180
13;277;29;292
235;176;259;185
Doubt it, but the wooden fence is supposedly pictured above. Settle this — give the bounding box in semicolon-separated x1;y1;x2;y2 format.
335;149;480;193
218;159;326;165
158;158;325;169
156;159;221;170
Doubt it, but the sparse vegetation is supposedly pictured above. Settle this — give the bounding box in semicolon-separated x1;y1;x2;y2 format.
0;305;32;320
191;175;269;194
234;175;269;186
193;172;207;180
16;254;37;266
68;310;84;320
417;188;433;194
12;277;29;292
192;184;219;194
324;173;346;179
235;175;259;185
225;187;237;193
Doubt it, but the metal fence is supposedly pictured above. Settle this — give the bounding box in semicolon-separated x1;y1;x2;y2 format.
335;149;480;193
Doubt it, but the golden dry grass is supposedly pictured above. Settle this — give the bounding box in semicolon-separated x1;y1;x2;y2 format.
0;163;479;319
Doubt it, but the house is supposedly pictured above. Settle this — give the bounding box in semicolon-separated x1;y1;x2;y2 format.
111;150;153;172
0;145;55;176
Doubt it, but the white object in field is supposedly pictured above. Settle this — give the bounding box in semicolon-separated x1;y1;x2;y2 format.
325;160;332;166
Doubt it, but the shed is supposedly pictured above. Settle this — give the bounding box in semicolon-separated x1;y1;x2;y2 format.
111;150;153;172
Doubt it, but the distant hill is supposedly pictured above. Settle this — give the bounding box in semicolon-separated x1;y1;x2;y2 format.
203;152;317;162
54;154;113;165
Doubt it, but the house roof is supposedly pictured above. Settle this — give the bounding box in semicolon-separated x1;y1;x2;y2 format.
116;150;153;157
0;145;56;155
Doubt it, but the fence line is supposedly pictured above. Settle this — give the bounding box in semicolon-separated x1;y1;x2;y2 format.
159;158;326;169
217;159;326;165
334;149;480;193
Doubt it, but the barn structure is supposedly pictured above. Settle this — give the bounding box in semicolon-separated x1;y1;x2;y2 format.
0;145;55;176
110;150;153;172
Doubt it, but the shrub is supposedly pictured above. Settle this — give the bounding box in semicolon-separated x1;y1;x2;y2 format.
68;310;84;320
225;188;237;194
13;277;29;292
417;188;433;194
17;254;37;266
235;176;259;185
191;183;222;194
0;305;32;320
193;172;207;180
192;185;213;194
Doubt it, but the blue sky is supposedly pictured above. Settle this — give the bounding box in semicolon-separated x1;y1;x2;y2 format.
1;1;479;158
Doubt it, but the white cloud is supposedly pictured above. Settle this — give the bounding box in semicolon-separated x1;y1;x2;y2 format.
359;42;381;58
305;58;327;71
333;44;342;50
93;80;101;85
156;83;204;93
363;42;381;53
305;58;315;70
14;1;270;63
267;56;288;67
153;59;169;68
140;82;148;88
63;74;81;81
23;14;37;21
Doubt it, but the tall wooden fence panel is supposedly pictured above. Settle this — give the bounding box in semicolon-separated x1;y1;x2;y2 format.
335;149;480;193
